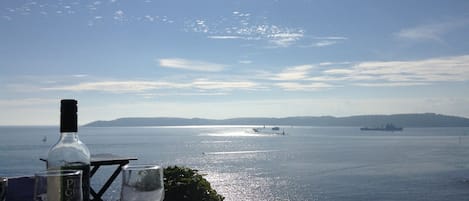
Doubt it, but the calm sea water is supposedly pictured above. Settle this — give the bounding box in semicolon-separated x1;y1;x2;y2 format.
2;126;469;201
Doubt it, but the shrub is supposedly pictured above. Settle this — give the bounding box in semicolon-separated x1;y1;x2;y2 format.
163;166;224;201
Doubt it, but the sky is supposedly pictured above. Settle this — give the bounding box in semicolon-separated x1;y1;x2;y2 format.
1;0;469;125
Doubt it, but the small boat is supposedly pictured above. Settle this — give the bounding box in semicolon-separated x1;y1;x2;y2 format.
360;123;403;131
42;136;47;142
251;126;286;135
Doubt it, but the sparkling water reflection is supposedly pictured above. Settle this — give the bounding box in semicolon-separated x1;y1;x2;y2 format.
1;126;469;200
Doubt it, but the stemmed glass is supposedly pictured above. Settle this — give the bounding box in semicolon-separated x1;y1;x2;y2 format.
34;170;83;201
120;165;164;201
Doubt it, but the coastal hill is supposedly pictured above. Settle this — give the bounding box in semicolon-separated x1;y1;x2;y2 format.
84;113;469;127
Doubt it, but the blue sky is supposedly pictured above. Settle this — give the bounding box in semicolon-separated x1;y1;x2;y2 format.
1;0;469;125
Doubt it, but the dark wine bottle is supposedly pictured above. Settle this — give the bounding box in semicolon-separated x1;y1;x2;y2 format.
47;99;91;201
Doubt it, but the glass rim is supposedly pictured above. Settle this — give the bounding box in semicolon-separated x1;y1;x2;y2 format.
123;164;162;170
35;169;82;177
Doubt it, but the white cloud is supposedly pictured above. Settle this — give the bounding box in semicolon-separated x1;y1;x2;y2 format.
268;32;304;47
0;98;57;107
113;10;125;21
2;16;12;20
397;25;445;42
238;60;252;64
313;36;348;40
275;82;334;91
192;79;259;90
354;82;431;87
272;65;314;81
307;75;349;82
42;81;188;93
159;58;226;72
315;54;469;86
300;36;347;48
144;15;154;22
139;92;228;98
353;55;469;82
208;35;241;39
72;74;88;78
313;40;338;47
319;61;351;66
322;69;354;75
396;19;469;42
40;78;260;93
185;13;306;48
190;19;209;33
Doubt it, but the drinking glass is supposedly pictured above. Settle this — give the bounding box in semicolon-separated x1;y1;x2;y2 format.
0;177;7;201
34;170;83;201
120;165;164;201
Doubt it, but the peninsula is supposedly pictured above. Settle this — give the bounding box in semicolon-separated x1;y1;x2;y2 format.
84;113;469;128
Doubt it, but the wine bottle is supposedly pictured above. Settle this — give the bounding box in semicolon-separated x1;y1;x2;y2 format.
47;99;91;201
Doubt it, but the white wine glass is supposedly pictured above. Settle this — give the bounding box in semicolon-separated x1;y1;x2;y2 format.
34;170;83;201
120;165;164;201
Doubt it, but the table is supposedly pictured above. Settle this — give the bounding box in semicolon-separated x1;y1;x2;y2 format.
40;153;137;201
89;154;137;201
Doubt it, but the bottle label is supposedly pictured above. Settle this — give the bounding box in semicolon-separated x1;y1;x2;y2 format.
46;174;82;201
60;164;91;201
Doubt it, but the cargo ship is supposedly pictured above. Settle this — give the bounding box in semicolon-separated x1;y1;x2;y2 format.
360;123;403;131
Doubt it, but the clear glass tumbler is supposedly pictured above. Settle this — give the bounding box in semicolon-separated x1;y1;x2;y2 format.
120;165;164;201
34;170;83;201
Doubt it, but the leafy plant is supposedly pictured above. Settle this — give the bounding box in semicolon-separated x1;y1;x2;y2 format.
135;168;162;191
163;166;224;201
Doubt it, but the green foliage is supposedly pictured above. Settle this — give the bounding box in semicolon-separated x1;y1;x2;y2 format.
136;169;163;191
163;166;224;201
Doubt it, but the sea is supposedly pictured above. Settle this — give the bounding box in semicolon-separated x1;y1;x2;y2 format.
2;126;469;201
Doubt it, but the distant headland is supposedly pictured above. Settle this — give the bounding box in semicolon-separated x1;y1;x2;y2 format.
84;113;469;127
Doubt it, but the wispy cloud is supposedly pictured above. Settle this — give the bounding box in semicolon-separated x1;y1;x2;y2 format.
192;79;259;90
139;92;228;98
268;32;304;47
322;69;354;75
72;74;89;78
313;40;338;47
275;82;334;91
238;60;252;64
272;65;314;81
396;19;469;42
2;15;12;20
159;58;227;72
113;10;125;22
313;36;348;40
0;98;57;107
41;78;260;94
315;54;469;86
353;82;431;87
42;81;188;93
185;12;306;48
301;36;348;48
208;35;241;39
319;61;351;66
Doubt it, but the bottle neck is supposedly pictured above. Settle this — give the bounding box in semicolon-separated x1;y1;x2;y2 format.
59;132;80;143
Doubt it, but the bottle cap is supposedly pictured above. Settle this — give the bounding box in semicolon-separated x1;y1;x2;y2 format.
60;99;78;132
